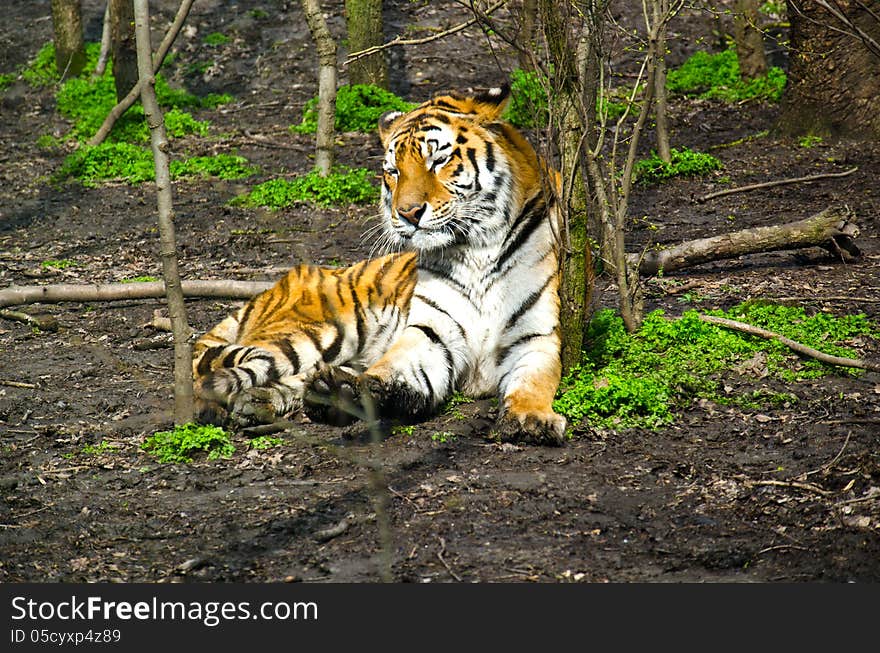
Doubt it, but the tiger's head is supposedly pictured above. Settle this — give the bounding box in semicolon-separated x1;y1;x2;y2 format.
376;85;542;252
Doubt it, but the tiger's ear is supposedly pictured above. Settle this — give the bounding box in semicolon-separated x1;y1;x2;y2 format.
378;110;405;147
471;84;511;122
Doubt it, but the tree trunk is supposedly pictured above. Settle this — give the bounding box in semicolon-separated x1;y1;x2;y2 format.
516;0;539;71
733;0;767;80
345;0;387;88
633;205;860;275
111;0;139;102
652;0;671;163
779;0;880;139
50;0;86;80
302;0;337;175
94;1;112;78
134;0;194;425
540;0;595;373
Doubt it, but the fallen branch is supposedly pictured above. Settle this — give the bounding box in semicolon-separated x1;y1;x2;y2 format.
344;0;508;64
632;205;860;276
699;314;880;372
696;167;858;203
0;308;58;331
0;280;273;309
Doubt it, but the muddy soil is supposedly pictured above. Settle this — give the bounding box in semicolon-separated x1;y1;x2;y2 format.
1;0;878;583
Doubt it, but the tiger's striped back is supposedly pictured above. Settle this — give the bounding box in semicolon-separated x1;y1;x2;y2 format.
193;252;416;425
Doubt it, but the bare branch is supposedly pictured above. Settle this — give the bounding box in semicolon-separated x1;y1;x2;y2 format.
696;167;858;203
700;314;880;373
345;0;508;64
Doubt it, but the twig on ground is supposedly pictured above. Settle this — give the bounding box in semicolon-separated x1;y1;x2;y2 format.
756;544;810;555
436;537;463;582
698;314;880;372
745;479;833;497
805;432;851;478
696;167;858;203
0;380;37;389
314;514;353;542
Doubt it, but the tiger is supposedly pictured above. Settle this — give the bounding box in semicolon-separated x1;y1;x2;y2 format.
192;252;417;427
194;85;566;445
302;85;567;445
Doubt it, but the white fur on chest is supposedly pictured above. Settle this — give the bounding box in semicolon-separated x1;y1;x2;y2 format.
411;239;552;397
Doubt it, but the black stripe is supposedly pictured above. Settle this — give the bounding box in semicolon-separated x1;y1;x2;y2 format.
496;332;552;367
196;346;224;376
253;274;290;330
418;366;435;399
348;275;367;352
410;324;454;392
222;346;245;369
485;141;495;172
494;195;547;274
277;339;300;373
506;275;554;330
413;293;467;341
466;148;481;191
431;99;459;112
416;264;478;309
303;326;322;352
322;323;344;363
240;366;258;386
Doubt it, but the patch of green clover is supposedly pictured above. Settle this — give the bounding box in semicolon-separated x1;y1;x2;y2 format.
634;147;723;184
231;166;378;208
554;303;878;431
292;84;415;134
666;46;786;103
141;423;235;463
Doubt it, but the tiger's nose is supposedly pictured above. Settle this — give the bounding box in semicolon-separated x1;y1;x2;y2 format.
397;203;427;226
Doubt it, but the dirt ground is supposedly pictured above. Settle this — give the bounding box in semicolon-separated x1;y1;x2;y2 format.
1;0;879;583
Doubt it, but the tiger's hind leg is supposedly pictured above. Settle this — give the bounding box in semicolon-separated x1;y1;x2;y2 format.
194;343;303;427
303;326;456;427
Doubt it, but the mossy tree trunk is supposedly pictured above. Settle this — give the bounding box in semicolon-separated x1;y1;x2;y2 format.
133;0;194;425
50;0;86;80
345;0;387;88
302;0;337;175
779;0;880;139
539;0;595;374
733;0;768;80
651;0;671;163
111;0;139;101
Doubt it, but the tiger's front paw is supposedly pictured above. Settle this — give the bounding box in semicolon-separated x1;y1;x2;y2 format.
195;397;229;427
229;387;284;427
492;410;567;447
303;367;372;426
